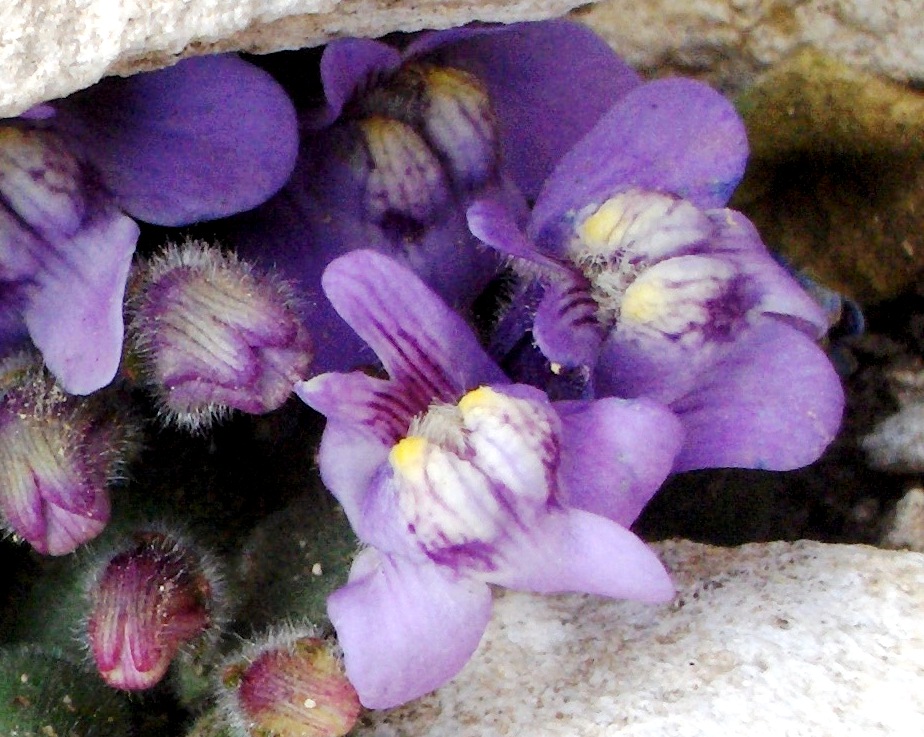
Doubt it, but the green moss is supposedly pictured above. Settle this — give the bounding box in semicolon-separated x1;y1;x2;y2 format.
733;49;924;302
0;644;133;737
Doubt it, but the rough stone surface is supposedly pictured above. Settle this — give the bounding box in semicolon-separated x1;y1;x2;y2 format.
576;0;924;91
0;0;588;118
356;539;924;737
882;489;924;552
863;362;924;471
8;1;924;120
864;403;924;472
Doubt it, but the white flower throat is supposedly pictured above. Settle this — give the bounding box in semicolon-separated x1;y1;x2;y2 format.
388;387;556;559
567;189;716;330
353;63;500;229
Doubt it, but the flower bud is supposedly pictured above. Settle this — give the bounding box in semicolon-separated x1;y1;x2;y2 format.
0;352;136;555
86;529;223;690
218;626;361;737
126;240;313;430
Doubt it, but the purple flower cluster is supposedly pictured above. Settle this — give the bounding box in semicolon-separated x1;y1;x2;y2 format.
225;21;639;373
467;79;844;474
0;55;299;394
0;18;845;720
298;250;679;708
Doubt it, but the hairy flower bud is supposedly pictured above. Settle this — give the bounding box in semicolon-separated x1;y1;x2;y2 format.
86;529;223;690
126;240;313;430
0;352;136;555
218;626;361;737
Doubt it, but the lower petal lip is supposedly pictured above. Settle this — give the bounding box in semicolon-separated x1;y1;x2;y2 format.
328;549;493;709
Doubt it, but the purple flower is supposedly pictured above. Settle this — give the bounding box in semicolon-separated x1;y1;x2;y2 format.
468;78;845;475
0;55;299;394
126;240;313;430
228;20;640;374
297;250;680;708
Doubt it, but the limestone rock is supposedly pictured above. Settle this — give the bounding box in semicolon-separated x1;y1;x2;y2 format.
0;0;588;118
575;0;924;91
861;361;924;473
735;51;924;160
7;1;924;120
863;403;924;472
882;489;924;552
358;539;924;737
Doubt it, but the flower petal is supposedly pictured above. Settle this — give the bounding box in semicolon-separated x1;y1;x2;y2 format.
466;198;570;276
313;420;391;533
531;79;748;251
669;320;844;472
0;294;28;353
54;55;299;225
402;25;506;59
593;325;694;406
327;548;492;709
556;397;682;526
707;209;829;338
1;126;136;393
533;275;604;369
429;20;642;201
297;371;415;442
591;253;758;405
297;371;424;541
485;508;674;603
321;250;506;400
467;198;602;367
307;38;403;130
24;207;138;395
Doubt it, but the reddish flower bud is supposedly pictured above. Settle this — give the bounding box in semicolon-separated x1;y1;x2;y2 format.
0;352;135;555
86;529;222;690
218;626;361;737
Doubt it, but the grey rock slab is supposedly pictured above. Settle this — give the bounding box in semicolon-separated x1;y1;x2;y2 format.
576;0;924;91
358;539;924;737
862;365;924;473
882;488;924;553
0;0;588;118
863;402;924;473
7;1;923;118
